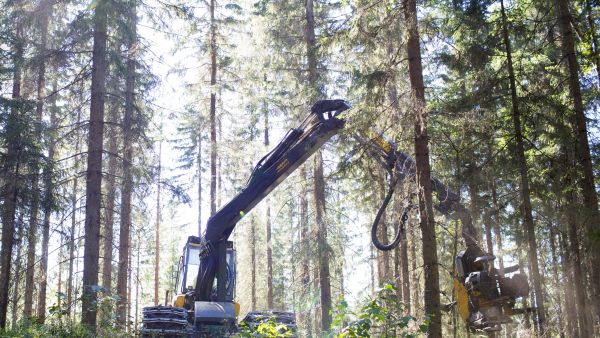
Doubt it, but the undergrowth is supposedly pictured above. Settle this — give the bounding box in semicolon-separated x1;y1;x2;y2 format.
1;283;426;337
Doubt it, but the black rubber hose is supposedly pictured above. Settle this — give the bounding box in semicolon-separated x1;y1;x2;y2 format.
371;178;410;251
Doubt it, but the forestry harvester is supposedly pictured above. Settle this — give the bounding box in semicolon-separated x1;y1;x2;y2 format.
141;100;531;337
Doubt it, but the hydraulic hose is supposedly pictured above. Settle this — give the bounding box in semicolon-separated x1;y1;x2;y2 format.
371;177;411;251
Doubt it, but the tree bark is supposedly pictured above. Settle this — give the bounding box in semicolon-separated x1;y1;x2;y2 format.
37;80;57;323
500;0;546;332
24;180;39;318
554;0;600;323
264;103;274;309
313;151;332;332
127;240;132;331
409;215;420;314
217;119;222;209
24;0;52;315
197;135;202;235
585;0;600;86
303;0;332;331
490;177;504;272
0;12;24;329
403;0;442;334
102;105;118;292
67;159;79;319
250;216;257;310
299;167;311;335
134;238;141;329
548;227;565;338
559;225;579;337
11;215;25;328
81;0;108;328
116;2;137;325
563;150;592;337
209;0;217;217
155;137;162;305
57;223;64;320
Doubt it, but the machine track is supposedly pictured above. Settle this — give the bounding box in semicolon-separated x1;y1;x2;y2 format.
141;306;193;337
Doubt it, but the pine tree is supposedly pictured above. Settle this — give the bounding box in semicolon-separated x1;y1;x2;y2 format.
403;0;442;334
81;0;109;328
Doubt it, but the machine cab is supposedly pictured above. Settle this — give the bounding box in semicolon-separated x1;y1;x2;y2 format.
173;237;237;303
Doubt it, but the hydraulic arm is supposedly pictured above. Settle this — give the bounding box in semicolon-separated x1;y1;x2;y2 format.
197;99;467;301
195;99;350;301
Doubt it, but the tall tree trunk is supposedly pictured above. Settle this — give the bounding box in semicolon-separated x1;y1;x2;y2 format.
304;0;332;331
370;244;375;295
409;215;420;314
403;0;441;334
490;178;504;272
563;150;592;337
264;103;274;309
399;228;410;312
57;224;64;321
299;167;311;335
67;106;82;320
155;137;162;305
290;200;297;312
11;215;25;328
500;0;546;332
313;152;332;332
549;227;565;338
559;226;579;337
81;0;108;328
25;1;53;319
209;0;217;217
197;135;202;235
117;2;136;325
134;240;141;329
24;181;39;318
515;224;531;330
24;2;52;316
554;0;600;323
127;241;132;331
250;216;257;310
102;105;118;292
217;119;222;209
67;160;79;318
585;0;600;86
394;195;411;312
37;80;57;323
0;13;24;329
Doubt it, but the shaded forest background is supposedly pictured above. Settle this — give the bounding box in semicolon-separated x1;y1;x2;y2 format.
0;0;599;336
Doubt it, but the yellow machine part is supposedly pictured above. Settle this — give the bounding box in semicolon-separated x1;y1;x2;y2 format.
234;302;240;317
453;277;470;321
173;294;185;308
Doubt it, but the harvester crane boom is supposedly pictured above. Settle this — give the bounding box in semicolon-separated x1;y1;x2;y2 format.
197;99;482;303
195;99;350;301
142;99;529;337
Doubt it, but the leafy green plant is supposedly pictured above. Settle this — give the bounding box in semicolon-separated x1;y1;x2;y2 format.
329;283;428;338
238;317;294;337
